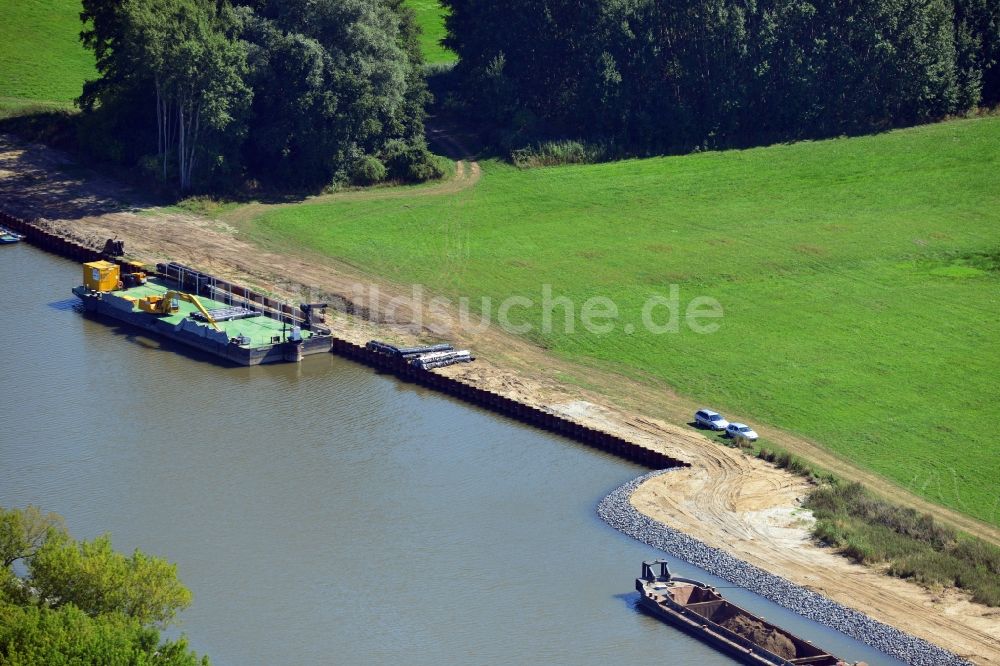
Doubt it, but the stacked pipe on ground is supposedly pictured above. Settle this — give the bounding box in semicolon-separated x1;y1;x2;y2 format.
366;340;455;357
365;340;474;370
409;350;474;370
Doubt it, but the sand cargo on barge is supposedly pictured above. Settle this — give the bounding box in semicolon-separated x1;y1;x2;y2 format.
73;260;332;365
636;561;861;666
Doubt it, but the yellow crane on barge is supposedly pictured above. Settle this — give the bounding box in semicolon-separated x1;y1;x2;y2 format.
135;291;222;332
83;259;222;332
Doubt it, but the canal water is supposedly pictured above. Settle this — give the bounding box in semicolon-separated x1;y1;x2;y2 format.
0;244;900;665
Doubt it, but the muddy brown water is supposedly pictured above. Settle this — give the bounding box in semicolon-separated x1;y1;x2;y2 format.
0;244;900;665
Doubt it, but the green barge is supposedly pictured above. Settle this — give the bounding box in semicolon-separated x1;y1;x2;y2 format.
73;260;333;365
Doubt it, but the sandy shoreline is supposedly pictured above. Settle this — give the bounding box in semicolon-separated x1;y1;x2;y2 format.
631;470;1000;664
2;131;998;664
601;471;973;665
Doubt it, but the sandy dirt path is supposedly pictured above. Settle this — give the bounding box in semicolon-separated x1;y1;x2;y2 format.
549;399;1000;663
629;439;1000;665
1;132;997;663
224;157;481;227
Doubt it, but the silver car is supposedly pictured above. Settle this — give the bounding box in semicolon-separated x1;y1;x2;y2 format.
694;409;729;431
725;423;759;441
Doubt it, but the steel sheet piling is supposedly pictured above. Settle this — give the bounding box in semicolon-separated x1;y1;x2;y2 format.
4;209;688;471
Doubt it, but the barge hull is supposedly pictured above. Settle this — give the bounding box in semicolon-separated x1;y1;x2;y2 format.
635;561;848;666
77;290;332;366
637;595;789;665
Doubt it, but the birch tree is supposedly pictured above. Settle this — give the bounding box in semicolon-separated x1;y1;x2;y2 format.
79;0;435;191
81;0;250;191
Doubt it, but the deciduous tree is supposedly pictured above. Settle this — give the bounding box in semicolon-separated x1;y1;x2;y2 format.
0;506;206;664
78;0;438;192
29;531;193;628
443;0;981;154
81;0;250;191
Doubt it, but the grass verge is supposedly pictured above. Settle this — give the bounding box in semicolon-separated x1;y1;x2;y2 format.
805;480;1000;606
751;445;1000;606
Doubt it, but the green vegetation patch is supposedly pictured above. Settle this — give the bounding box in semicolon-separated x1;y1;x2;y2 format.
0;505;207;664
248;117;1000;526
0;0;94;111
405;0;455;65
806;482;1000;606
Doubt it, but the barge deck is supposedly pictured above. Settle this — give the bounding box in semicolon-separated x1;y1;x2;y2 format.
636;560;860;666
73;262;332;365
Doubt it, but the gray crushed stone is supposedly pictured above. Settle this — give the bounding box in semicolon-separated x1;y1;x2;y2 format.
597;470;973;666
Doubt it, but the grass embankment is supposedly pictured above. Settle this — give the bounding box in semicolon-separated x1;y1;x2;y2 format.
0;0;94;117
754;447;1000;606
247;117;1000;528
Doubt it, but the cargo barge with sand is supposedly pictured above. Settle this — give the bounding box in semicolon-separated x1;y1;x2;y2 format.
636;560;860;666
73;260;333;365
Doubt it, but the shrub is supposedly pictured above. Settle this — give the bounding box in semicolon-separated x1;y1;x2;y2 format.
967;576;1000;606
804;481;998;605
139;154;164;182
407;152;447;181
843;534;877;564
510;140;606;168
352;155;387;185
813;519;847;547
951;537;1000;574
382;140;446;183
756;447;813;476
423;61;456;77
808;482;958;548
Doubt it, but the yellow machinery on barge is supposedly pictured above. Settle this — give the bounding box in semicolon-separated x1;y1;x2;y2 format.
74;260;333;365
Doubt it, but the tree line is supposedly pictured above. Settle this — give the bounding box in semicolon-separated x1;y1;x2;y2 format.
1;505;207;665
78;0;442;192
441;0;1000;154
74;0;999;187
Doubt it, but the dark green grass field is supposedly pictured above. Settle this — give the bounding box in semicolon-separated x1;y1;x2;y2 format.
406;0;455;65
247;118;1000;527
0;0;94;113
